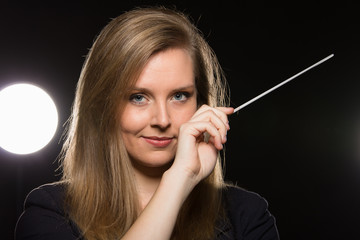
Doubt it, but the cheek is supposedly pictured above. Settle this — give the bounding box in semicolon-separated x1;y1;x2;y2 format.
120;108;148;134
173;107;196;127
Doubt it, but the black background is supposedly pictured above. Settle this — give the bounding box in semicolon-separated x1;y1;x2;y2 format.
1;1;360;239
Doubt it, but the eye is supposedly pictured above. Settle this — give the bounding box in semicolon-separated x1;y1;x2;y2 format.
172;92;189;102
129;94;146;104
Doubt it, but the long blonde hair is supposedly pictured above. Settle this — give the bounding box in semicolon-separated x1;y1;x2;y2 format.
60;6;230;240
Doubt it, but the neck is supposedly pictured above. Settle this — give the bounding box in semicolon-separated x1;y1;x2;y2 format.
132;161;172;210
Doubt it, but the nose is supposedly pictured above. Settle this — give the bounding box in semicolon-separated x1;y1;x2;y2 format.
150;101;171;129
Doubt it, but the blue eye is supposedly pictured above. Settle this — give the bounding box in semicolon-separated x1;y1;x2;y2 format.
173;92;188;101
130;94;146;104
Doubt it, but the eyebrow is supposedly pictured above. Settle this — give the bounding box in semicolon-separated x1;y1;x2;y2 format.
130;84;195;93
172;84;196;92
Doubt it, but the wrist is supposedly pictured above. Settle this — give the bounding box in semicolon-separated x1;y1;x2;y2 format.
161;168;197;203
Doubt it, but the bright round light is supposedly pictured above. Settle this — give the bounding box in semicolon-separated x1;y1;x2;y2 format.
0;83;58;155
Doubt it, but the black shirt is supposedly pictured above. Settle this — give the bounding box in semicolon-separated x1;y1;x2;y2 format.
15;183;279;239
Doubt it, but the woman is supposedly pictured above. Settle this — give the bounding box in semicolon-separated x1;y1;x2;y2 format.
16;6;279;240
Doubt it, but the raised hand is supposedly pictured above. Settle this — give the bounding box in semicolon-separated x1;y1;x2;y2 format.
171;105;233;185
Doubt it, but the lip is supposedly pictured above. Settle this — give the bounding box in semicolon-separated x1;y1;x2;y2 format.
143;136;174;148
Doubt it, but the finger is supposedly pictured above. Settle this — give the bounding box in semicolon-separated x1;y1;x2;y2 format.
212;107;233;131
181;121;223;150
191;113;227;143
190;104;211;119
194;104;233;116
190;108;229;142
204;134;221;149
192;105;232;131
215;106;234;115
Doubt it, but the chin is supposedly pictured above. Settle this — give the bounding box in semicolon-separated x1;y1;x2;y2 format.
144;153;174;167
131;152;175;170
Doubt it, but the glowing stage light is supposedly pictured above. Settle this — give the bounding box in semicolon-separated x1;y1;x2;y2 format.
0;83;58;155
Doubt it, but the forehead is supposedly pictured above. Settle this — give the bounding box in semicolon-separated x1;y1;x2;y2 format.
134;48;195;88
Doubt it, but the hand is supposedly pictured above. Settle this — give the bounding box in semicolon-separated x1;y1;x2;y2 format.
171;105;234;185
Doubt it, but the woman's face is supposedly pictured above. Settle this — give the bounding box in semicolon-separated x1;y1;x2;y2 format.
120;48;197;172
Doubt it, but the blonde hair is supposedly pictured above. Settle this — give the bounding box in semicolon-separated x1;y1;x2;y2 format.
60;6;230;240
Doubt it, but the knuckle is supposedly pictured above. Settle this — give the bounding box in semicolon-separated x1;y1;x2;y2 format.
180;122;190;130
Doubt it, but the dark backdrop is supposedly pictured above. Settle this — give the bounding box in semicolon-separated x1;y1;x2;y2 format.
1;1;360;239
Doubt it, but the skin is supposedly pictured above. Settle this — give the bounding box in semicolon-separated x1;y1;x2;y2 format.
120;48;233;239
120;47;198;175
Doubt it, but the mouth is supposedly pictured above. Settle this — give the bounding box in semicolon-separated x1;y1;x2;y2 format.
142;136;174;148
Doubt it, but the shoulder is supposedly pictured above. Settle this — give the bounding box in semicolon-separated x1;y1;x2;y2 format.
24;182;66;214
15;182;81;240
222;185;280;239
223;185;269;214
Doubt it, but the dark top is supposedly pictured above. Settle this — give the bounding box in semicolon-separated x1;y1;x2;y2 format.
15;183;279;240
